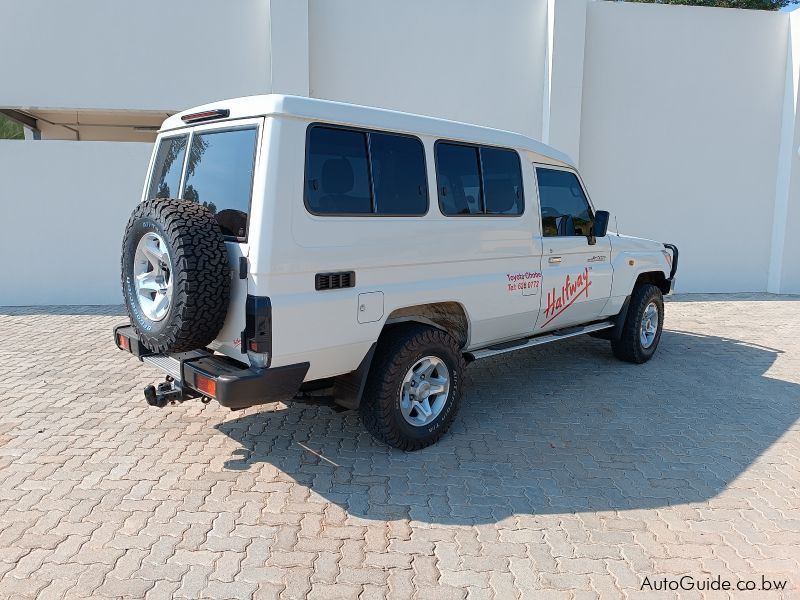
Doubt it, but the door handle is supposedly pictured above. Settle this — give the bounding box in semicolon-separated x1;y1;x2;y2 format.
548;256;562;264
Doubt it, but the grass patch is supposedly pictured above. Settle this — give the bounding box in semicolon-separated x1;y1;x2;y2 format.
0;115;24;140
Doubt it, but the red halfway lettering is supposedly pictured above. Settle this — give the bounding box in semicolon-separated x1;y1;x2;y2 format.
541;267;592;328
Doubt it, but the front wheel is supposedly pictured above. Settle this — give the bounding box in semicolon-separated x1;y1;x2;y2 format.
360;325;464;451
611;283;664;363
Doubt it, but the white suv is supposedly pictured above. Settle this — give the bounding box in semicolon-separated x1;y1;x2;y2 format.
114;95;678;450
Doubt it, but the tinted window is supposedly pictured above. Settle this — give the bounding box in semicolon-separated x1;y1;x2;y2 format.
370;132;427;215
306;127;372;214
147;135;187;200
436;143;524;216
181;127;258;239
436;143;482;215
481;147;523;215
536;168;593;236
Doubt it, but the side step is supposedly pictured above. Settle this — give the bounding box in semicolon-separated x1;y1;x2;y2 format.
466;321;614;361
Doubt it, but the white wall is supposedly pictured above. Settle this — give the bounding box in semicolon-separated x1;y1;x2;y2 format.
268;0;309;96
1;0;797;304
0;0;271;111
308;0;548;140
0;140;152;305
579;2;790;293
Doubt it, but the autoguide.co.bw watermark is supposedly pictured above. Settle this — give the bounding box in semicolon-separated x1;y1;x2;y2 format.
641;574;789;593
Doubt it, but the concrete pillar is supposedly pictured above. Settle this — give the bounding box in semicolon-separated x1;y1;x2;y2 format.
768;10;800;294
542;0;590;164
268;0;310;96
23;126;41;140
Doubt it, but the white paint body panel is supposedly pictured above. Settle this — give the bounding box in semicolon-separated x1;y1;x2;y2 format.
146;95;671;381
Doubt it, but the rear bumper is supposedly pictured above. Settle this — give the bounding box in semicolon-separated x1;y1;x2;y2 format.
114;324;308;410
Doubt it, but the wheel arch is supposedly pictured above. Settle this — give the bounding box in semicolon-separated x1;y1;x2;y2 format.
332;301;470;411
634;270;671;295
383;301;470;349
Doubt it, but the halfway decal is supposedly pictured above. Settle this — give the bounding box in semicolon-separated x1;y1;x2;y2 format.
541;267;592;328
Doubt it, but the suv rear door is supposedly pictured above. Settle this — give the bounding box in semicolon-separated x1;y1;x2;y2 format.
146;117;263;359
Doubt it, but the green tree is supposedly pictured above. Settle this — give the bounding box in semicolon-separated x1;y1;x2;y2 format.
609;0;797;9
0;116;24;140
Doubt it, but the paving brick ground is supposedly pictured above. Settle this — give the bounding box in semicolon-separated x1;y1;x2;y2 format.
0;295;799;599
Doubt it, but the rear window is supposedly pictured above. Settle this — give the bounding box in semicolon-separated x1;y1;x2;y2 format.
146;127;258;240
182;127;258;239
147;135;187;201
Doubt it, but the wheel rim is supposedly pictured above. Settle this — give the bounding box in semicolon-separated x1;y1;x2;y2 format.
133;232;173;322
400;356;450;427
640;301;659;348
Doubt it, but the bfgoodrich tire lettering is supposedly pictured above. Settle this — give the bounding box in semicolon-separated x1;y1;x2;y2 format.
611;283;664;364
360;324;465;451
121;199;230;353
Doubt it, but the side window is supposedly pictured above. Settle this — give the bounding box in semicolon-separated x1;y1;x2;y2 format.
305;125;428;216
535;168;593;236
147;135;187;200
481;147;523;215
369;133;427;215
436;143;482;215
306;127;372;214
436;142;523;216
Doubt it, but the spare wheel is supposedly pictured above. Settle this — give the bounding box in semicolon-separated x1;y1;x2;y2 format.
121;198;231;353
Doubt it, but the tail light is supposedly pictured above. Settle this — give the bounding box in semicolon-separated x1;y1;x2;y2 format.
242;295;272;369
194;374;217;398
118;334;130;352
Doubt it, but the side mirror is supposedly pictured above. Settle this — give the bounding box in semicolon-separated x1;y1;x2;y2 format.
593;210;610;238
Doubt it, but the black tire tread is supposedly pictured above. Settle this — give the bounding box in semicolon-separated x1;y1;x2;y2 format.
121;199;230;353
611;283;663;364
360;324;464;451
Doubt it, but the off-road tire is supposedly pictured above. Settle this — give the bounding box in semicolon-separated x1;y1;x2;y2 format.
360;325;465;451
121;199;230;353
611;283;663;363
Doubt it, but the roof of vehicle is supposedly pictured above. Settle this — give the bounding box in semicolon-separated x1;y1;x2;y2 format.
161;94;574;167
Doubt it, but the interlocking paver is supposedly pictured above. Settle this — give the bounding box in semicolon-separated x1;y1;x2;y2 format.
0;295;799;599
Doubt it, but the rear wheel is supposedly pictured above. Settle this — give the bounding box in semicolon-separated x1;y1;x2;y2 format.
611;283;664;363
360;325;464;451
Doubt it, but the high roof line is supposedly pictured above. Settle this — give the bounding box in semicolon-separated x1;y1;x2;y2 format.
162;94;575;167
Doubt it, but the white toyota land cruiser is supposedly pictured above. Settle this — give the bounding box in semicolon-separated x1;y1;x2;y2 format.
115;95;678;450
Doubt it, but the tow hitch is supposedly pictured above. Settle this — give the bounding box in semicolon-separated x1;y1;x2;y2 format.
143;376;208;408
144;376;183;408
115;324;309;410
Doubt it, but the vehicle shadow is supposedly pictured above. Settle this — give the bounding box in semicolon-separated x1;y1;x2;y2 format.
215;330;800;524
